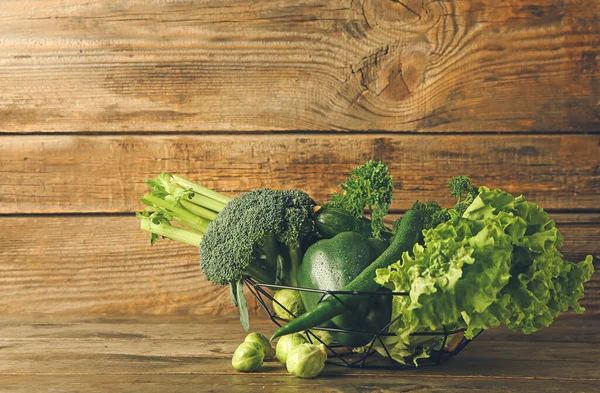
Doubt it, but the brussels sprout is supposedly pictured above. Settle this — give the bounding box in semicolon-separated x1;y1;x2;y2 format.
275;333;307;364
231;342;264;372
286;343;327;379
304;329;333;345
273;289;306;320
244;332;275;359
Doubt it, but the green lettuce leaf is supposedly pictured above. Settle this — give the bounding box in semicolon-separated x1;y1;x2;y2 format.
374;186;594;365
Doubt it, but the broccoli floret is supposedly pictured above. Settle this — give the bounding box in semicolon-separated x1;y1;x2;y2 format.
200;189;316;287
394;201;451;234
392;177;479;237
448;175;478;216
327;160;394;239
410;200;451;230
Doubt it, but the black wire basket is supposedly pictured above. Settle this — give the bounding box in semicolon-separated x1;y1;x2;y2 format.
245;277;481;369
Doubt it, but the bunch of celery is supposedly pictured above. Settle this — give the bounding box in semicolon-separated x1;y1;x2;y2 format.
137;173;231;247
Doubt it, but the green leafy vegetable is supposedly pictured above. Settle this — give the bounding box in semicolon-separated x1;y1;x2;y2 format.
375;186;594;364
327;160;394;239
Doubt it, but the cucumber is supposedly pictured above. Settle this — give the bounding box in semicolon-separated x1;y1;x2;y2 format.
315;207;391;242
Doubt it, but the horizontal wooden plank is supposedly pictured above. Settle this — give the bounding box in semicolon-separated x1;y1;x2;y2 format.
0;317;598;393
0;215;597;315
1;314;598;344
0;0;598;132
2;375;598;393
1;134;598;213
0;340;598;378
0;215;243;316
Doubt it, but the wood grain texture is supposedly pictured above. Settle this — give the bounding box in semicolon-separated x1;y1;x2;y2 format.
1;134;598;213
0;215;597;315
0;317;598;392
0;0;598;132
2;375;598;393
0;215;245;316
0;339;598;377
1;314;598;343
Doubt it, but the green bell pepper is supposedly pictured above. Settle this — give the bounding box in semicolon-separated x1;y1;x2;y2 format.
296;231;391;347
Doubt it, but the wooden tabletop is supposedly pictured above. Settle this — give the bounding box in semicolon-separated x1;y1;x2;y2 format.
1;2;598;392
1;315;598;392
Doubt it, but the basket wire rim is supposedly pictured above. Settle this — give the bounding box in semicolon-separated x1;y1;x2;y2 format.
244;277;480;369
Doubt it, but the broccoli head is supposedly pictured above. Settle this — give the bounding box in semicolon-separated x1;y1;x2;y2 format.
392;201;451;237
448;175;478;216
393;177;479;237
408;200;451;231
199;188;316;287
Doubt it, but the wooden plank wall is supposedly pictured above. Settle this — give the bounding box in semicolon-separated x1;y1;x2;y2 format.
0;0;598;318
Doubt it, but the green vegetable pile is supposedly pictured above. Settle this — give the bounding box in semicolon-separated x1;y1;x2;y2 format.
137;162;595;372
